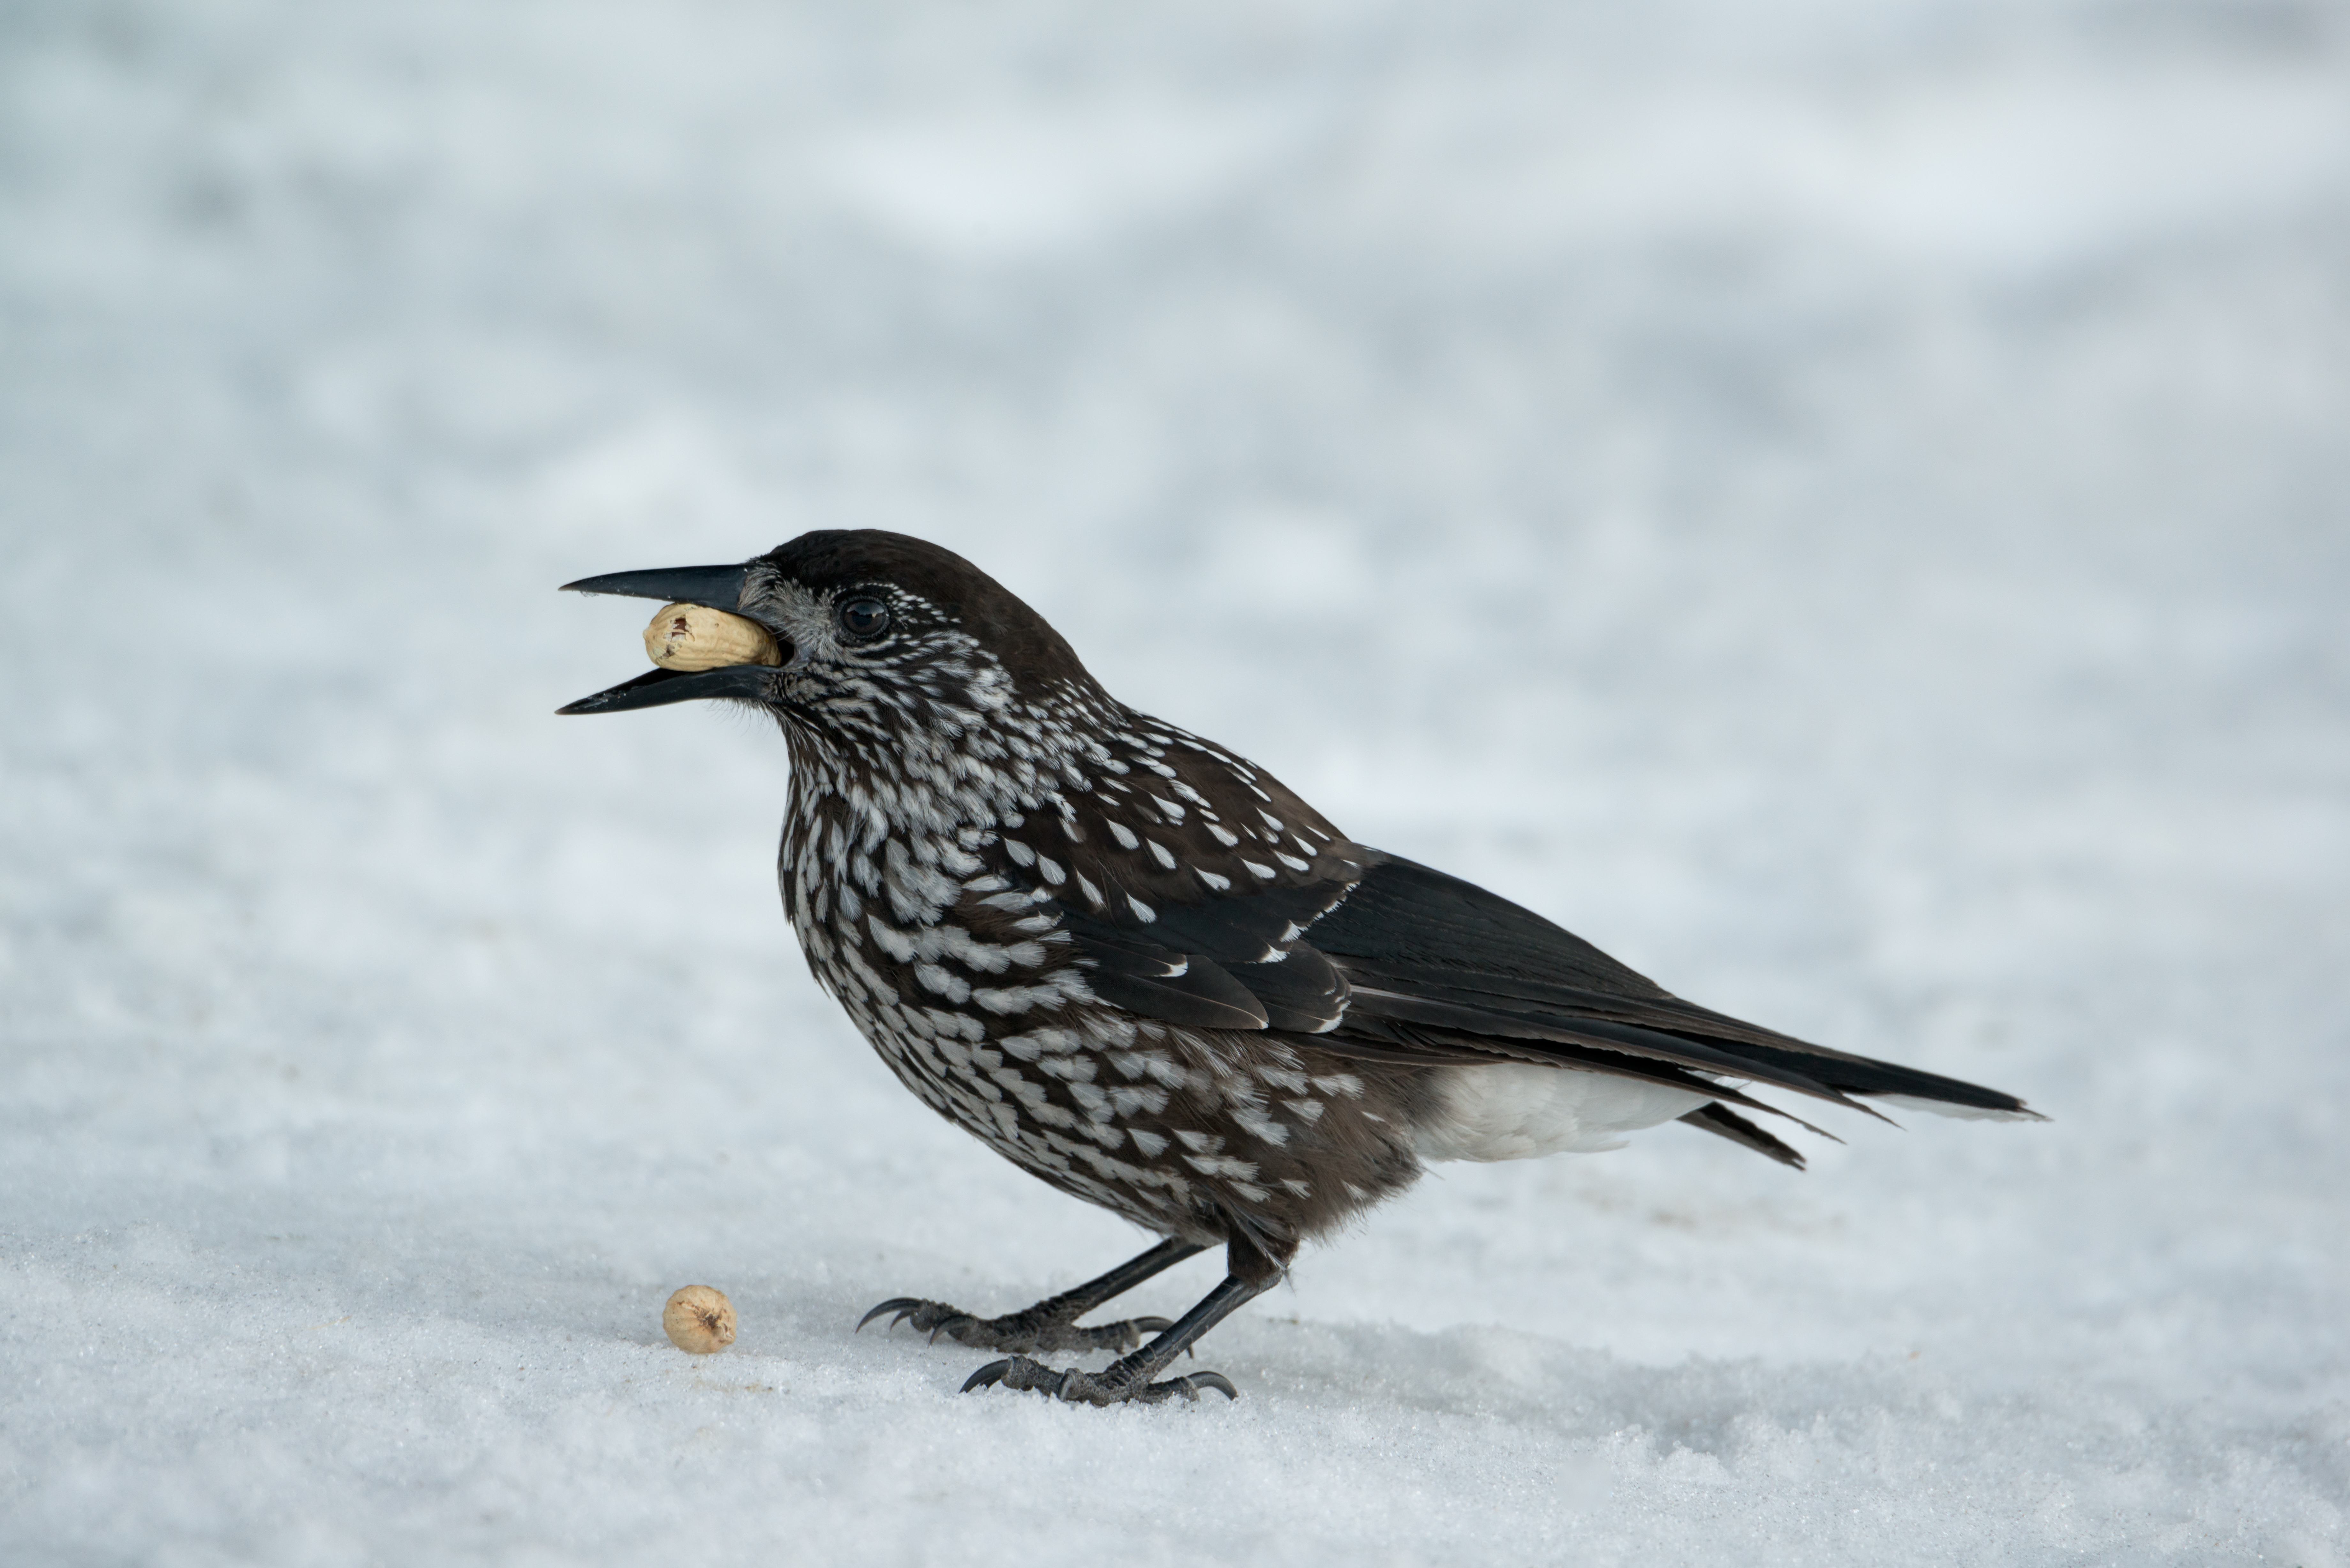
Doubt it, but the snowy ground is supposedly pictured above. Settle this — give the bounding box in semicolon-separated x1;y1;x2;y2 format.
5;1;2349;1563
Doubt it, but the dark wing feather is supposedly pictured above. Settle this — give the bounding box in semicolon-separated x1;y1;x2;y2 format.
1055;909;1271;1029
1141;891;1335;961
1309;855;2032;1117
1053;906;1353;1033
1308;854;1677;993
1224;943;1350;1032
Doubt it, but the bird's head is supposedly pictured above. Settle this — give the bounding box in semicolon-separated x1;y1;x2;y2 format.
559;530;1102;760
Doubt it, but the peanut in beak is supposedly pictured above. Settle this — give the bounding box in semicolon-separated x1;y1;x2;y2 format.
642;603;782;671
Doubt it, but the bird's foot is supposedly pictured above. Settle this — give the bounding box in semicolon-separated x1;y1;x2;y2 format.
960;1354;1239;1406
856;1297;1172;1354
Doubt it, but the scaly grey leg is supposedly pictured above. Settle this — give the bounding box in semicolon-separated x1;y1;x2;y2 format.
857;1236;1207;1354
960;1230;1284;1403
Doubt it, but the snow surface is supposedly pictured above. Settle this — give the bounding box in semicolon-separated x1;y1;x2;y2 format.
4;0;2348;1562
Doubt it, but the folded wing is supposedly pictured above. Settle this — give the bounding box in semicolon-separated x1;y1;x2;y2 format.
1040;843;2035;1153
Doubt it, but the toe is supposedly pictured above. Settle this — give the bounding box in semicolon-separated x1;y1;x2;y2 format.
926;1314;978;1345
1133;1369;1239;1403
857;1298;925;1332
960;1358;1015;1392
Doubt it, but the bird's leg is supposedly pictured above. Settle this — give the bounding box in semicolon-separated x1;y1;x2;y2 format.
857;1236;1206;1354
960;1230;1283;1405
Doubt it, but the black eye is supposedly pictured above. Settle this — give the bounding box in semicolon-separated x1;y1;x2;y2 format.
838;596;891;640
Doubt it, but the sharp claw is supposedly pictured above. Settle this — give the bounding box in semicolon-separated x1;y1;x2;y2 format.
866;1298;1211;1385
964;1353;1236;1405
858;1298;921;1332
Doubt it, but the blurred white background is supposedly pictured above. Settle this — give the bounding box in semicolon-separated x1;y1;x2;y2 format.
4;1;2346;1563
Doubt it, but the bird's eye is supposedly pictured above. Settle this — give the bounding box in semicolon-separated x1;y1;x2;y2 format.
838;596;891;640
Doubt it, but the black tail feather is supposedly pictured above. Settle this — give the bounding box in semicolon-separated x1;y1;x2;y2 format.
1680;1102;1807;1169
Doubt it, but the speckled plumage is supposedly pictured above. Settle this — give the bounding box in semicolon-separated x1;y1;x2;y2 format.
740;536;1429;1263
562;530;2036;1405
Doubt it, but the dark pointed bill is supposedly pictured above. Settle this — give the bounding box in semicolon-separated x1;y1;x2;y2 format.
559;562;751;611
557;662;777;716
558;561;777;715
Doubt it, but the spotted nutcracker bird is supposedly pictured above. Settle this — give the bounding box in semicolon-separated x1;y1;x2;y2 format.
559;530;2035;1406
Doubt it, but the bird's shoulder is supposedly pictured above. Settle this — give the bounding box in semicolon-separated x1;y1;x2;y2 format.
945;711;1366;1031
979;709;1361;927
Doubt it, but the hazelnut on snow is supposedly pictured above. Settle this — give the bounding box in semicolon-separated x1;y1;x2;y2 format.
662;1285;737;1354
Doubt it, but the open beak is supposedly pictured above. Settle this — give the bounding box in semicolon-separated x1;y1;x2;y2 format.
556;562;786;715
